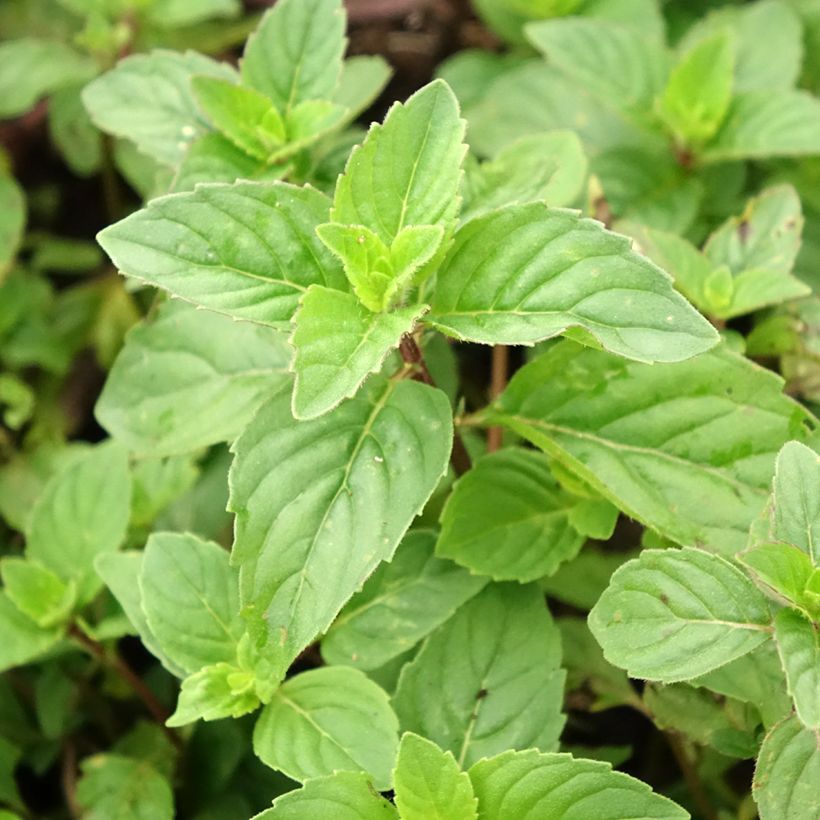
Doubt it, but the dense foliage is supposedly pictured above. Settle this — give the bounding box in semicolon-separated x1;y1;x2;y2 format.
1;0;820;818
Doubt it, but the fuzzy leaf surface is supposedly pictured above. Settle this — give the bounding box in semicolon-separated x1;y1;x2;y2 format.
321;530;486;670
774;608;820;730
96;301;291;456
393;733;478;820
240;0;346;113
97;182;345;328
229;378;452;682
331;80;466;244
771;441;820;562
487;341;814;553
26;442;131;604
253;667;398;788
393;583;565;768
468;749;688;820
290;286;426;419
589;547;772;681
753;716;820;820
253;772;397;819
429;203;717;361
82;50;237;167
436;449;586;582
140;532;243;675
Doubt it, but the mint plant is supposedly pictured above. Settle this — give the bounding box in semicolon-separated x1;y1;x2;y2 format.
2;1;820;818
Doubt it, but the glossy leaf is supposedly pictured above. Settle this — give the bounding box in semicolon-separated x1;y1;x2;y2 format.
229;378;452;683
253;666;398;788
140;532;243;675
97;182;345;328
487;341;814;553
436;449;586;582
96;301;291;456
429;203;718;361
321;530;486;670
331;80;467;244
290;285;426;419
393;583;565;768
468;749;688;819
589;547;772;682
393;733;478;820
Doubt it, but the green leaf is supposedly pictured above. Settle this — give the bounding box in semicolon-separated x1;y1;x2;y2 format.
192;76;285;161
393;733;478;820
97;181;345;328
693;643;791;729
76;754;173;820
253;666;399;788
429;203;717;361
316;224;443;311
436;449;586;582
774;608;820;730
0;558;75;629
467;749;688;820
753;716;820;820
525;18;669;114
0;38;96;118
229;377;452;683
644;682;758;758
253;771;398;819
82;50;238;167
26;442;131;604
657;31;735;145
48;83;102;177
284;100;348;154
704;90;820;161
487;341;814;553
96;301;291;456
140;532;243;675
771;440;820;563
291;287;426;419
0;592;61;673
146;0;241;27
331;80;467;244
240;0;346;114
740;543;814;607
558;617;640;712
94;552;186;678
589;546;773;682
462;131;588;220
167;662;259;726
334;56;392;122
171;132;288;192
0;174;25;276
393;583;565;768
321;530;486;670
680;0;803;92
705;186;803;277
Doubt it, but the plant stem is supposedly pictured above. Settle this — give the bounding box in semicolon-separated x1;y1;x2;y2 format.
68;625;181;749
664;731;719;820
399;333;472;475
487;344;509;452
99;134;123;222
61;738;80;819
